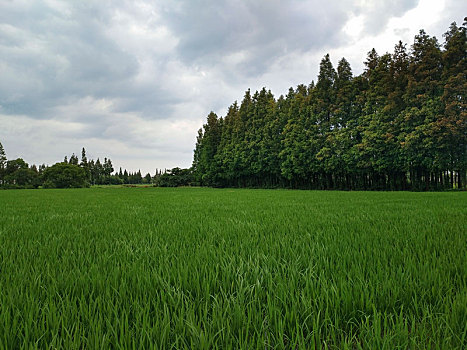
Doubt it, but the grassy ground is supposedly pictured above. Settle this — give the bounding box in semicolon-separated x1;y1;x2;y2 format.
0;188;465;349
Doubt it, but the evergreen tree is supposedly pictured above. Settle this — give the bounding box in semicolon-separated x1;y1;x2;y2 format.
439;20;467;188
144;173;152;184
80;148;87;166
69;153;79;166
402;29;443;189
0;141;6;185
193;111;222;186
316;54;337;128
103;158;114;184
80;147;90;182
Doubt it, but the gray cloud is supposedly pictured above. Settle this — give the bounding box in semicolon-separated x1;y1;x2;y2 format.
0;1;138;116
161;0;351;77
354;0;420;34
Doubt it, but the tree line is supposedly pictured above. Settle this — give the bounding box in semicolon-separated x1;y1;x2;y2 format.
0;144;163;189
193;21;467;190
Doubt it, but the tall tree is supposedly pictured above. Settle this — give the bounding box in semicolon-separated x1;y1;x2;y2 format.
80;147;91;182
402;29;443;189
315;54;336;128
193;111;222;186
439;21;467;188
0;141;6;185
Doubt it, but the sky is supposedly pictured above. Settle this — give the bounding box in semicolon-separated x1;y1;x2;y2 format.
0;0;465;175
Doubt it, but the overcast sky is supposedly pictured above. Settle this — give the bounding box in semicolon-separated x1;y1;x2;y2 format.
0;0;465;174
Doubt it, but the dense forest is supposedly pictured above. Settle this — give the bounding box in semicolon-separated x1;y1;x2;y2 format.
193;21;466;190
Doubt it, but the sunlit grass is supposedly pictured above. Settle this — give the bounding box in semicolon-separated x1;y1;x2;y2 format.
0;188;465;348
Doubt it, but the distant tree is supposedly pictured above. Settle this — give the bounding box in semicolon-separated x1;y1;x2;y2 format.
11;167;38;187
5;158;28;177
80;148;87;165
93;158;103;184
0;141;6;185
80;147;91;181
69;153;79;166
43;163;88;188
143;173;152;184
2;158;39;188
39;164;47;174
103;158;114;184
131;170;143;184
156;167;193;187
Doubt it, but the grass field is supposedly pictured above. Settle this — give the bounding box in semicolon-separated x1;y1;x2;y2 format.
0;188;465;349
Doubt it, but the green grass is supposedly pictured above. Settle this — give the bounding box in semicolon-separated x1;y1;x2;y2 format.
0;188;465;349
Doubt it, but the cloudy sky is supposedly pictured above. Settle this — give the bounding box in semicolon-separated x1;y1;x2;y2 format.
0;0;465;174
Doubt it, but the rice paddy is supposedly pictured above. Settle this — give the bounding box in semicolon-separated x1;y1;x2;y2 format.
0;188;465;349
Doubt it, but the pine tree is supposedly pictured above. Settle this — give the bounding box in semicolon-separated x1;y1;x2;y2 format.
69;153;79;166
94;158;103;185
316;54;337;127
80;148;87;166
80;147;90;182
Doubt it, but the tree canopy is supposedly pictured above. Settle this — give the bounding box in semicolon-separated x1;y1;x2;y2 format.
43;163;88;188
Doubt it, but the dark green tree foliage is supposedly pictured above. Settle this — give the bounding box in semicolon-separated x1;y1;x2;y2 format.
155;167;193;187
193;22;467;190
1;158;39;188
80;147;90;182
143;173;152;184
43;163;87;188
193;111;222;186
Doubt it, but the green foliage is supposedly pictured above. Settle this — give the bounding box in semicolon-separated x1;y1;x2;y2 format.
0;188;465;348
193;21;466;190
0;158;40;189
7;167;39;188
42;163;88;188
155;167;193;187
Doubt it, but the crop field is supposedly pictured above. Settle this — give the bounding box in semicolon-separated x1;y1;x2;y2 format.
0;188;465;349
